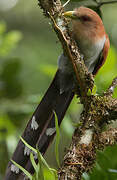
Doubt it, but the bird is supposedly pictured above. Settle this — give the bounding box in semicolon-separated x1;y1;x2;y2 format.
5;6;110;179
36;6;110;154
30;5;110;165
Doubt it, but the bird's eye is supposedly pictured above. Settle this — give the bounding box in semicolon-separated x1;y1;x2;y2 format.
80;15;91;22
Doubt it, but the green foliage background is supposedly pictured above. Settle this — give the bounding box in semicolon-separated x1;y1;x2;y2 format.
0;0;117;179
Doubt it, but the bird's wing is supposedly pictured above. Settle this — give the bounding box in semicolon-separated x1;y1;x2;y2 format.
93;34;110;75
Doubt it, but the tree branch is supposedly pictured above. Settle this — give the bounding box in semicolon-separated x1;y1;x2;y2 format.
58;78;117;179
58;127;117;180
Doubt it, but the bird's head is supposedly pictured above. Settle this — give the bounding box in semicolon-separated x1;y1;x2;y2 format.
63;7;105;42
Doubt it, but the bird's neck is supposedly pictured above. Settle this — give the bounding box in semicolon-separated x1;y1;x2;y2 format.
72;23;106;73
72;20;105;44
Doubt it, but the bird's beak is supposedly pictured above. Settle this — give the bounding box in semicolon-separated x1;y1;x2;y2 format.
63;11;76;19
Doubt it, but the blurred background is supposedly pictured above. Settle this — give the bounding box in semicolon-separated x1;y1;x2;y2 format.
0;0;117;179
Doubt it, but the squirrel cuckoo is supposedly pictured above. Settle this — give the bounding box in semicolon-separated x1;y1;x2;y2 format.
5;7;110;179
24;6;110;175
36;6;110;154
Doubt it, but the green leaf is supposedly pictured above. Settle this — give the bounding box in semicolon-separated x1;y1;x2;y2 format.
11;160;32;180
87;85;97;96
36;146;50;170
72;122;82;128
49;168;58;179
113;86;117;98
30;154;39;180
20;137;58;179
87;89;92;96
43;167;58;180
54;111;60;167
92;84;97;95
36;148;57;180
36;149;44;180
30;153;38;173
20;136;37;153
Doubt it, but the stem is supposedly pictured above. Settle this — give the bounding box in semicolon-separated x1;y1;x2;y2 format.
63;0;71;7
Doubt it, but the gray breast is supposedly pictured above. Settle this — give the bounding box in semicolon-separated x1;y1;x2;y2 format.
79;36;106;73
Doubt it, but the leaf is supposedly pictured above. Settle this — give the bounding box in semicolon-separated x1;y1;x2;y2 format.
11;160;32;180
43;167;58;180
113;86;117;98
54;111;60;167
20;137;50;170
36;146;50;170
30;153;39;180
30;153;38;173
36;148;58;180
20;136;37;153
72;122;82;128
62;116;74;137
20;137;57;179
87;85;97;96
92;84;97;95
49;168;58;179
36;149;44;180
87;89;92;96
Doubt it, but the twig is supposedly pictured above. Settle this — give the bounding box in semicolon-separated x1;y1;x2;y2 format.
105;76;117;96
63;0;71;7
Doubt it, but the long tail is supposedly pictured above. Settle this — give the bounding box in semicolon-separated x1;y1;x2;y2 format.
4;70;74;180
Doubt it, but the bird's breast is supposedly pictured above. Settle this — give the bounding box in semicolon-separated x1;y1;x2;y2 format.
78;35;106;72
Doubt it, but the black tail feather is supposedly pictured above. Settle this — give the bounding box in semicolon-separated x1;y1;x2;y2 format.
4;70;74;180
